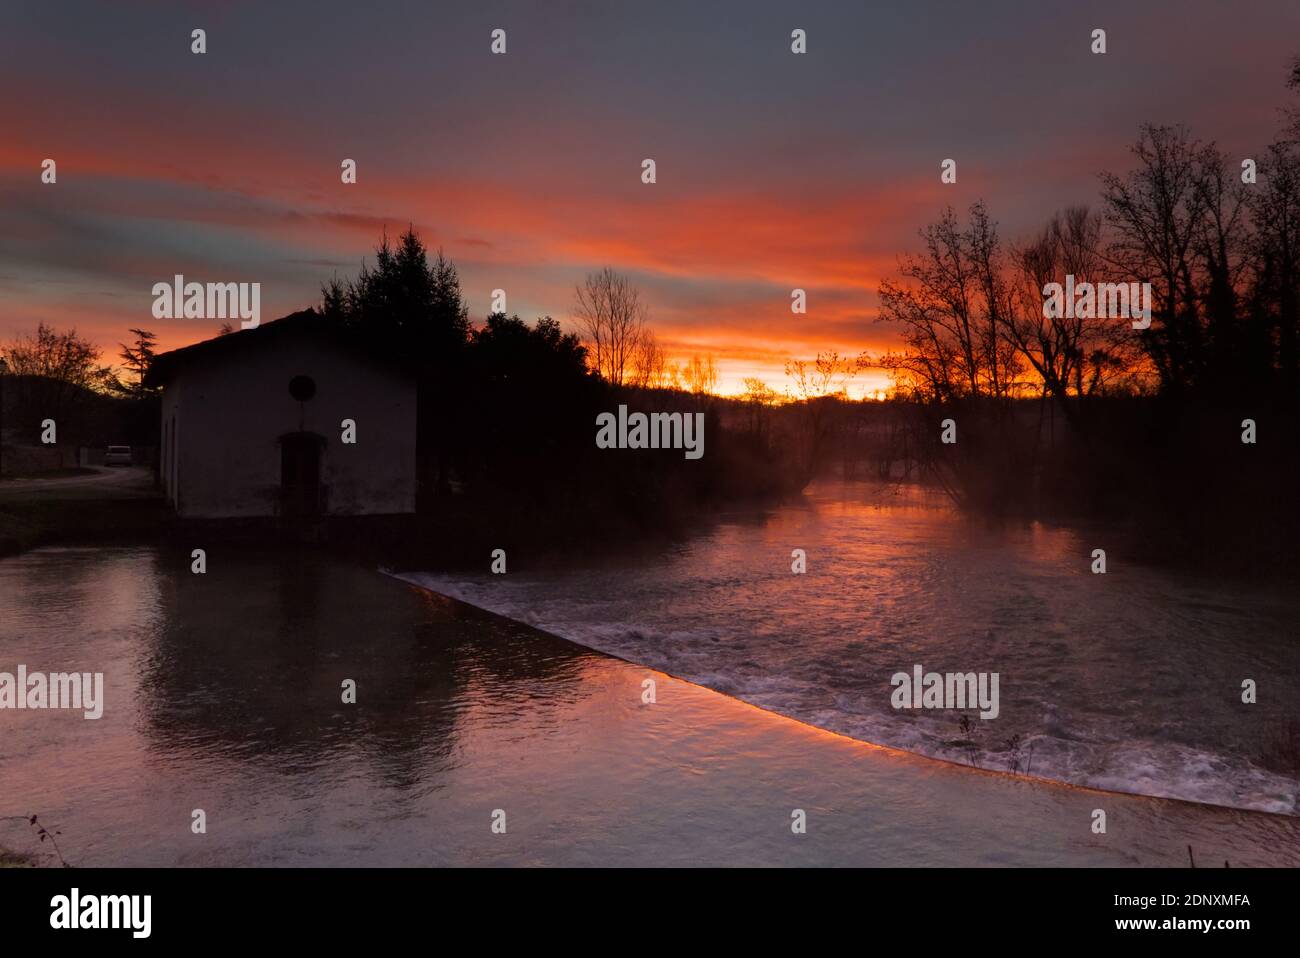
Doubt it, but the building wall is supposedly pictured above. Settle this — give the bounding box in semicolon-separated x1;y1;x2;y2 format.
166;339;416;518
161;378;181;507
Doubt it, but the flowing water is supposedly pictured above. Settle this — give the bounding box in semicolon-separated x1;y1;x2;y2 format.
400;480;1300;816
1;484;1298;866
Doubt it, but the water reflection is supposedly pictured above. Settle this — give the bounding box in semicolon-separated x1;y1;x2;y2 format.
139;548;590;785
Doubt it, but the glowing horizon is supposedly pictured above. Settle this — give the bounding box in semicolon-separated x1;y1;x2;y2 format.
2;2;1296;402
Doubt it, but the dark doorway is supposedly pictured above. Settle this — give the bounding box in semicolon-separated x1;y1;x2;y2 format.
280;432;324;518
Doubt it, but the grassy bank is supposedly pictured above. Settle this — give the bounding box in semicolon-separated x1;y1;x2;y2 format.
0;497;167;558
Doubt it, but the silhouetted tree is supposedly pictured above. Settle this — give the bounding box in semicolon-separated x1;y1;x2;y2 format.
1249;137;1300;394
113;328;159;399
321;227;471;502
320;227;469;358
876;203;1022;403
783;351;859;480
629;328;668;388
1100;125;1210;394
1005;206;1135;429
460;313;594;491
574;267;648;386
682;354;718;396
2;323;113;441
740;377;778;439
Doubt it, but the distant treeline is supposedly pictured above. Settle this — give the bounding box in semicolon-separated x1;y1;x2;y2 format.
813;64;1300;571
315;230;803;562
0;324;159;458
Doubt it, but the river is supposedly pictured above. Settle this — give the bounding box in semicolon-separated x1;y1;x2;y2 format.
399;479;1300;816
1;482;1297;866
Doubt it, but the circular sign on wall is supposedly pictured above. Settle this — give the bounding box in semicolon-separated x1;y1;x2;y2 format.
288;375;317;402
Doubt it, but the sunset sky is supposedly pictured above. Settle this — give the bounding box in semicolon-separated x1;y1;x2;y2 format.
3;0;1298;396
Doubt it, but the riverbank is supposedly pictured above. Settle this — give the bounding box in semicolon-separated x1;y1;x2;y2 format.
0;467;165;557
0;847;35;868
0;458;789;571
0;497;165;557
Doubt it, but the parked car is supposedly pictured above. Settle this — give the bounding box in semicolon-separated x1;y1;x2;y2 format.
104;445;133;466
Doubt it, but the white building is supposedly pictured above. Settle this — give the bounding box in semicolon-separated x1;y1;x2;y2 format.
146;311;417;518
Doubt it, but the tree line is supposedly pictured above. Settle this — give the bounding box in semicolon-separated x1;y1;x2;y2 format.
1;324;160;450
875;61;1300;418
311;228;799;550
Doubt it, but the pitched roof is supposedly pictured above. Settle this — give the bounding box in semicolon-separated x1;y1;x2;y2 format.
145;310;415;386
